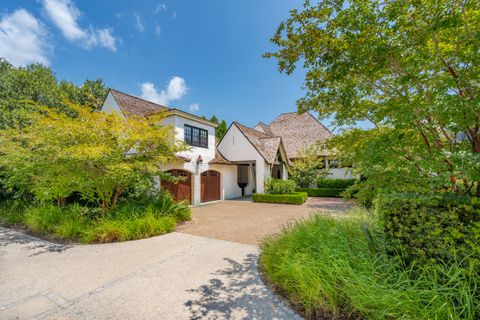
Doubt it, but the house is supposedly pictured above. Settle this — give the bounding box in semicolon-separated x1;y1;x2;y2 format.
101;88;348;205
252;112;353;179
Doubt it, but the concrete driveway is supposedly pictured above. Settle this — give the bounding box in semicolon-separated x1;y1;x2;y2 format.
0;198;351;320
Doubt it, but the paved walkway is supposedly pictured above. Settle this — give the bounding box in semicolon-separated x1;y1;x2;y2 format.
0;198;351;320
0;228;300;320
179;197;352;245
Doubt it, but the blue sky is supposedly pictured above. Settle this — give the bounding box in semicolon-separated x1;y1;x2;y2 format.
0;0;346;129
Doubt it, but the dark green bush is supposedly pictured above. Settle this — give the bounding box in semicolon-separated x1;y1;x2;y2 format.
297;187;344;197
317;178;357;189
253;192;308;205
265;179;297;194
375;193;480;267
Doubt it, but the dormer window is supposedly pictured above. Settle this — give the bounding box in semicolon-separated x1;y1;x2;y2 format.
184;124;208;148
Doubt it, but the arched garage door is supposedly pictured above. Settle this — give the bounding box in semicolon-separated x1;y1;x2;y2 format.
201;170;220;203
161;169;192;203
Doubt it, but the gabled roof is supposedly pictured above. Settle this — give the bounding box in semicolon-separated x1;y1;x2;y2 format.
253;122;272;135
264;112;332;159
110;89;168;117
107;88;217;127
233;122;286;164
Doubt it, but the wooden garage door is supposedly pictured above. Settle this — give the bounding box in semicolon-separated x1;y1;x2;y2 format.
161;170;192;203
201;170;220;203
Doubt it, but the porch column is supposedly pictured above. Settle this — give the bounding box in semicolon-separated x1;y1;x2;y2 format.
255;160;265;194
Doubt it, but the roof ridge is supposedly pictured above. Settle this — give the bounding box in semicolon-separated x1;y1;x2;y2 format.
234;121;272;137
109;88;170;110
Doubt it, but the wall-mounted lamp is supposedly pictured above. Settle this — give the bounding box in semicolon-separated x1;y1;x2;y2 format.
196;155;203;165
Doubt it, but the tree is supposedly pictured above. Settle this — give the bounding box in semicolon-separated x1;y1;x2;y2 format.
0;101;185;213
0;59;108;129
288;144;326;188
209;115;228;140
266;0;480;196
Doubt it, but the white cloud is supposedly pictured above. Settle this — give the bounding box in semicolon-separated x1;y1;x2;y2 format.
189;103;200;112
96;28;117;51
134;14;144;33
42;0;118;51
43;0;85;40
154;23;161;35
0;9;51;66
140;76;188;106
154;4;167;14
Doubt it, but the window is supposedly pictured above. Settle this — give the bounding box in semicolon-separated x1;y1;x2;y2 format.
184;124;208;148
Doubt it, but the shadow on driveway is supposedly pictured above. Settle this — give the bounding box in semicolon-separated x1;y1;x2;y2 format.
185;253;296;320
0;226;72;256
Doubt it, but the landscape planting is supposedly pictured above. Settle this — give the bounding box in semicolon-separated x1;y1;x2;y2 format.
262;0;480;318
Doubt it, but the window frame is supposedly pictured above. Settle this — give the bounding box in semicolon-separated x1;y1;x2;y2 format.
184;124;209;148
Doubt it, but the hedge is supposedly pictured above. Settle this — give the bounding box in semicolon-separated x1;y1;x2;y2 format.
297;187;344;197
375;193;480;267
252;192;308;205
317;178;357;189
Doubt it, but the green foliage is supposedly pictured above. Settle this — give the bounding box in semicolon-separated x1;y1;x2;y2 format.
265;178;297;194
317;179;357;189
289;145;326;188
209;115;228;140
0;191;190;243
260;212;479;319
375;193;480;268
0;103;185;213
82;215;176;243
0;59;107;129
266;0;480;198
297;188;343;198
252;192;307;205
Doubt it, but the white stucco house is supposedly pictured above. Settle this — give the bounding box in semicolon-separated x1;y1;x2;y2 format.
101;89;351;205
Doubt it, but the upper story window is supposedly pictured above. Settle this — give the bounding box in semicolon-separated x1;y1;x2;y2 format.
184;124;208;148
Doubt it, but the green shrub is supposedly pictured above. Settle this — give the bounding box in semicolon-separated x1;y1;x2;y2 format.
0;200;26;224
252;192;308;205
113;191;191;222
260;212;479;319
265;179;297;194
82;214;177;243
297;187;344;197
23;204;64;234
317;178;357;189
375;193;480;267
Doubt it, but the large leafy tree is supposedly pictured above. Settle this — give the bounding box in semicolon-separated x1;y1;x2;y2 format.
0;102;185;212
266;0;480;196
0;59;108;129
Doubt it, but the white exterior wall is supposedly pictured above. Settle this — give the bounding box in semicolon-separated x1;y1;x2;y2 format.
161;115;216;163
324;168;354;179
217;124;267;194
101;92;125;117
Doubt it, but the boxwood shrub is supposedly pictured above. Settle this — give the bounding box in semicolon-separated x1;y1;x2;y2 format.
252;192;308;205
317;178;357;189
297;187;344;198
375;193;480;267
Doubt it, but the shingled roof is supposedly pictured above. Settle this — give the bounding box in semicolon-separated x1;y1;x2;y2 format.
109;89;168;117
209;150;234;165
233;122;285;164
254;112;332;160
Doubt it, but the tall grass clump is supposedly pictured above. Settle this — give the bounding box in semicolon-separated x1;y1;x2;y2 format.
260;211;479;319
0;190;191;244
